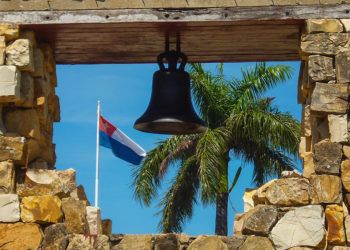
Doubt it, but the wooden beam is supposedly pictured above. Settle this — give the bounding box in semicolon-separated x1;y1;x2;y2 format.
0;4;350;24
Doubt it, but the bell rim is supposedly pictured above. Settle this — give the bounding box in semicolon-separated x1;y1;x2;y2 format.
134;120;207;135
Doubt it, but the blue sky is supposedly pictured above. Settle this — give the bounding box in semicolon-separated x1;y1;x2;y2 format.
54;61;301;236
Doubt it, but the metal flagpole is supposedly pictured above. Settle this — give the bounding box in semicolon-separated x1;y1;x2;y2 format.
95;100;101;208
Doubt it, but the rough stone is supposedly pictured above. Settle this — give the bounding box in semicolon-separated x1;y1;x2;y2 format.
342;19;350;32
314;140;342;175
336;51;350;83
265;178;309;206
325;204;346;245
342;160;350;192
308;55;335;82
306;19;344;33
344;146;350;159
220;236;246;250
0;65;21;102
233;213;245;236
311;83;348;114
270;205;326;250
241;205;278;236
328;114;348;143
0;23;19;41
0;36;5;65
16;72;34;107
281;170;302;178
0;160;14;194
238;236;274;250
302;152;315;178
0;194;19;222
5;108;41;140
67;234;110;250
33;48;45;77
17;168;76;197
6;39;34;72
113;234;153;250
42;223;69;250
62;197;89;234
154;234;179;250
102;219;112;236
252;179;276;205
310;175;342;204
87;206;103;235
0;223;43;250
345;215;350;244
28;159;49;169
243;188;255;212
301;33;349;55
302;104;311;137
0;135;26;163
299;136;311;158
21;195;63;223
188;236;227;250
70;184;90;205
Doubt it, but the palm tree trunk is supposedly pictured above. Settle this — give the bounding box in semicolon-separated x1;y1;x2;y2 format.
215;191;228;235
215;153;229;236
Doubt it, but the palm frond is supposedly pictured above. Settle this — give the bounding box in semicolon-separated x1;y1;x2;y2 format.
133;135;198;206
158;156;199;233
196;128;229;204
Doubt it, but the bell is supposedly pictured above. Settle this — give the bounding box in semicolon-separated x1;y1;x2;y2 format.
134;50;206;134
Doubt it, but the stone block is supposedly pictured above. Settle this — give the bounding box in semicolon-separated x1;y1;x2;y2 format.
0;194;20;222
0;23;19;41
154;234;179;250
308;55;335;82
0;0;50;11
302;105;311;137
96;0;144;8
252;179;276;205
306;19;343;33
299;136;311;158
28;159;49;169
235;0;273;6
325;204;346;245
67;234;110;250
311;83;348;114
233;213;245;236
16;72;34;108
115;235;153;250
241;205;278;236
102;219;112;236
336;51;350;83
42;223;69;250
243;188;255;212
345;215;350;244
344;145;350;159
314;140;342;175
187;0;235;7
328;114;348;143
342;160;350;192
237;236;274;250
21;195;63;223
265;178;310;206
33;48;45;77
70;184;90;205
0;160;14;194
5;108;41;140
302;152;315;178
48;0;98;10
274;0;319;4
270;205;326;250
0;36;5;65
6;39;34;72
341;19;350;32
62;198;89;234
143;0;188;8
310;175;342;204
0;65;21;102
301;33;349;55
0;223;43;250
87;206;103;235
17;168;76;197
187;236;227;250
0;135;26;163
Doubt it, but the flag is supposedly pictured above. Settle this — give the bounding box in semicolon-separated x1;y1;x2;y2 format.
99;115;146;165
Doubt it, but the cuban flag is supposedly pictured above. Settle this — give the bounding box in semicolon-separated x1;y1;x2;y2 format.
99;115;146;165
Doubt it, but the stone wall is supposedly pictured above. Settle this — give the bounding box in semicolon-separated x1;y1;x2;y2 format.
0;0;348;11
3;19;350;250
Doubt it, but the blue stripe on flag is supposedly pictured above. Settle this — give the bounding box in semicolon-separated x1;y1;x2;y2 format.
99;131;144;165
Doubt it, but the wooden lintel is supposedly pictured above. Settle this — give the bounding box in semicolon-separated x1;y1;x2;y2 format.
0;4;350;25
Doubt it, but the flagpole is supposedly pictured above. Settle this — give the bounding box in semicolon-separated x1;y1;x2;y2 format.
95;100;101;208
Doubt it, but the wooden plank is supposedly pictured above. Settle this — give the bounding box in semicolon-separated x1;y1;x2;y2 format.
1;4;350;24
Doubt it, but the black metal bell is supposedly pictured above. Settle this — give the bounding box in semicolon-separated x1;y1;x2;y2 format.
134;50;206;134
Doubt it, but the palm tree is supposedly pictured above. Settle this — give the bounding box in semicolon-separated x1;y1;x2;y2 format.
133;63;300;236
